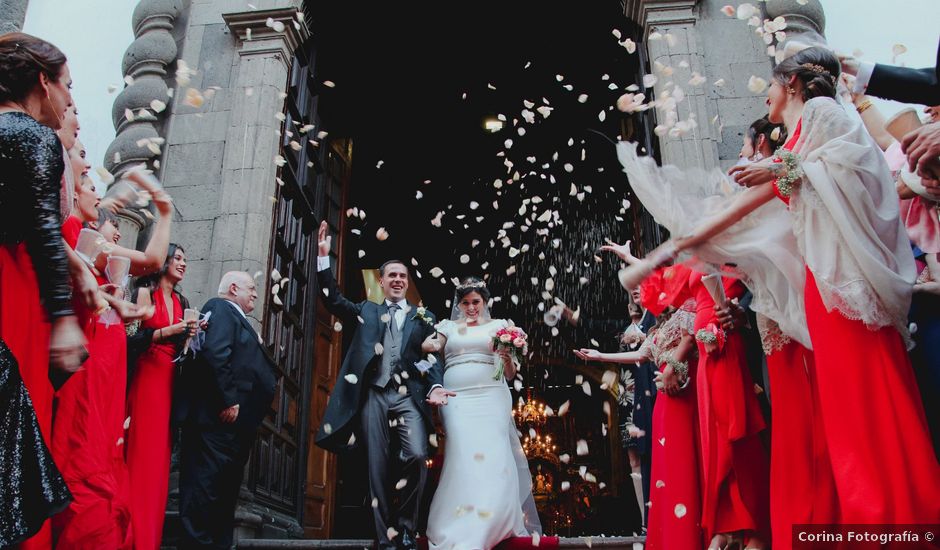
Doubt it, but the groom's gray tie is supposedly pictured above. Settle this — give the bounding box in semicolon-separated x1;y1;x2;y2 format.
371;302;402;388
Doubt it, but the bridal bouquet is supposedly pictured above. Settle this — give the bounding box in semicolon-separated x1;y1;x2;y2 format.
491;326;527;380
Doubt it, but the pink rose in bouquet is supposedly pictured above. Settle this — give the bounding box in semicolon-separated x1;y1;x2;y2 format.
491;326;528;380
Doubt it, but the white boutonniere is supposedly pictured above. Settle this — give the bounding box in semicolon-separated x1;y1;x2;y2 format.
411;306;434;327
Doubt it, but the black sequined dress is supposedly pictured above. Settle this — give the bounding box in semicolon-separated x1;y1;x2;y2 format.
0;340;71;547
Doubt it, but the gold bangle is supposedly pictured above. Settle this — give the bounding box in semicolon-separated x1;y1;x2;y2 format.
856;99;873;114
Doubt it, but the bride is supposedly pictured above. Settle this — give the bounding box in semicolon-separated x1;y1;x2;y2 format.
423;277;541;550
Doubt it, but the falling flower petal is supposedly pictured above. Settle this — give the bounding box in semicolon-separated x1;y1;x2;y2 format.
576;439;589;455
375;343;384;355
387;527;399;540
430;267;444;278
395;478;407;490
721;4;735;16
736;2;758;19
333;321;343;332
622;38;636;54
747;75;768;93
674;504;687;518
558;400;571;416
643;74;658;88
344;374;358;384
561;481;571;491
459;254;470;264
376;227;389;241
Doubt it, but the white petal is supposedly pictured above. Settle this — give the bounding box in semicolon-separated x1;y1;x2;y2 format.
387;527;399;540
375;227;389;241
674;503;687;518
747;75;768;94
576;439;589;455
395;478;407;490
643;74;658;88
622;38;636;54
344;374;358;384
558;400;571;416
333;321;343;332
561;481;571;491
374;343;384;355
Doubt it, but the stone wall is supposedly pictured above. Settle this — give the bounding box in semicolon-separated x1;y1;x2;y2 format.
0;0;28;34
627;0;825;171
107;0;306;324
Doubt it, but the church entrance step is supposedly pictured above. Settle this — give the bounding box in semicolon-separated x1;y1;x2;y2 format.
237;536;645;550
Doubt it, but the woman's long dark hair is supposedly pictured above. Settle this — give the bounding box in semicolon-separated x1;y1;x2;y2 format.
0;32;67;104
746;115;787;152
132;243;186;302
772;46;840;102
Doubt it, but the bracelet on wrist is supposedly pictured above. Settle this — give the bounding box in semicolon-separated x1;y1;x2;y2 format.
855;99;873;114
773;149;804;198
665;355;690;384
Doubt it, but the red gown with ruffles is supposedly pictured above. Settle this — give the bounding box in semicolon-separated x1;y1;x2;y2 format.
51;219;133;549
776;121;940;523
690;271;769;542
125;289;181;550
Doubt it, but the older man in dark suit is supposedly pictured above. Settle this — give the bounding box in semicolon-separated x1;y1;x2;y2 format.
175;271;276;550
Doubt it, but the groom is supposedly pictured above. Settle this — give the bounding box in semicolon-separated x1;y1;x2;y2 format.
314;221;454;550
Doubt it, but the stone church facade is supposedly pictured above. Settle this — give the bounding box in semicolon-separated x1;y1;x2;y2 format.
2;0;826;544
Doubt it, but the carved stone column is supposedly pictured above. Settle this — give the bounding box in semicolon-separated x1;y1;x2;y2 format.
765;0;827;52
103;0;182;249
626;0;780;169
0;0;29;34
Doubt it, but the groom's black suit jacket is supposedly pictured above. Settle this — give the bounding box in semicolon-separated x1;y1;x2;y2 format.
315;267;443;453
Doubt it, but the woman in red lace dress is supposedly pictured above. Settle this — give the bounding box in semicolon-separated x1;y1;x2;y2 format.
576;264;704;549
125;244;195;550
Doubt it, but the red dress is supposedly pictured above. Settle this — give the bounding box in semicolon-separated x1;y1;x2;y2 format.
690;271;769;541
1;242;54;550
51;220;133;549
126;290;181;550
760;327;837;550
646;300;704;550
777;122;940;522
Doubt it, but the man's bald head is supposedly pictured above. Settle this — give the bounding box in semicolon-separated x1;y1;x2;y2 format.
218;271;258;314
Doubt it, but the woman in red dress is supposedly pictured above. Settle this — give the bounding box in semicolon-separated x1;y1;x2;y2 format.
0;33;86;550
688;270;769;549
575;264;704;549
125;243;195;550
725;47;940;523
622;47;940;530
52;164;172;549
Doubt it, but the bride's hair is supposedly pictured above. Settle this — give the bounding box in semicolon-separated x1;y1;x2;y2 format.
455;276;490;302
772;46;840;102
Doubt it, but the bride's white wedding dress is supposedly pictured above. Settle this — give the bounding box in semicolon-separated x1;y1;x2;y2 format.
426;319;540;550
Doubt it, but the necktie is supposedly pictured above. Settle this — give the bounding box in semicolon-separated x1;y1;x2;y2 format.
388;303;400;337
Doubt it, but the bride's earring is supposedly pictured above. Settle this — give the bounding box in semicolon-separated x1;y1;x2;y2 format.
751;152;764;162
787;85;796;95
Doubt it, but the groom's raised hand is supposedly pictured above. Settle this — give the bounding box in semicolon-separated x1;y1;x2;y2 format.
317;220;332;257
426;386;457;406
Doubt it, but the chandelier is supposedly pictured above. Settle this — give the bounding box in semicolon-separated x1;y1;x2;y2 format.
522;432;558;462
513;396;548;426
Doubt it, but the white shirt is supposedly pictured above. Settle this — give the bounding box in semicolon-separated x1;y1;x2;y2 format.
853;61;876;94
